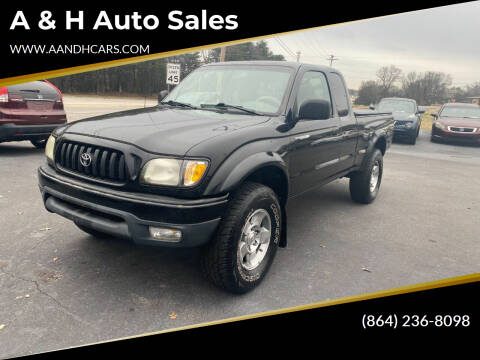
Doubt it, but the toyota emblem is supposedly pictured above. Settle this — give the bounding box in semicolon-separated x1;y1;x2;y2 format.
80;152;92;167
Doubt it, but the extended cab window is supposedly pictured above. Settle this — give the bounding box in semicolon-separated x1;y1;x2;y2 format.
329;73;350;116
296;71;331;119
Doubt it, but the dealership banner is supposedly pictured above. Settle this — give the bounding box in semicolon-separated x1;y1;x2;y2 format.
0;1;465;82
1;0;479;357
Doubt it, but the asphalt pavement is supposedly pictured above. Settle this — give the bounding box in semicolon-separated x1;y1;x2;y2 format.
1;107;479;357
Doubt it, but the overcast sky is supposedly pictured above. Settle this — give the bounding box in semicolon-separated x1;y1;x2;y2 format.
266;1;480;89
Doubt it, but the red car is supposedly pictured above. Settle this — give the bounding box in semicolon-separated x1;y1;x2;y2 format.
431;102;480;144
0;80;67;148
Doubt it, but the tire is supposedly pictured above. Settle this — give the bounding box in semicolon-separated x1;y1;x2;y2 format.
349;148;383;204
75;222;111;239
31;139;47;149
202;182;282;294
416;126;420;138
409;134;417;145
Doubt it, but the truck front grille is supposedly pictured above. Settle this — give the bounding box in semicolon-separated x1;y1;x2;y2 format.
55;140;127;183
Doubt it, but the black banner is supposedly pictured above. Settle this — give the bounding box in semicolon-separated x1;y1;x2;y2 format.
0;1;468;79
22;279;479;358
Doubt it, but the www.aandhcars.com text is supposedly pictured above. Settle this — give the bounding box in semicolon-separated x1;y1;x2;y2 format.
9;44;150;55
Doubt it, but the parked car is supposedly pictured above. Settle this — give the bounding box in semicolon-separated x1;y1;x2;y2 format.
431;102;480;144
372;97;424;145
38;61;393;293
0;80;67;148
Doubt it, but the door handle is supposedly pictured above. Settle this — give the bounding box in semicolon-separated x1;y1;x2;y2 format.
294;134;310;140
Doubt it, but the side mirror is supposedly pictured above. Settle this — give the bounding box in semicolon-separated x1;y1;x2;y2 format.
369;105;375;110
431;113;438;118
418;109;425;114
298;99;331;120
158;90;169;103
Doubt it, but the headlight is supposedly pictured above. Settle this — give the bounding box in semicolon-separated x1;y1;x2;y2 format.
140;158;182;186
140;158;208;187
405;122;414;128
434;122;446;130
45;135;56;162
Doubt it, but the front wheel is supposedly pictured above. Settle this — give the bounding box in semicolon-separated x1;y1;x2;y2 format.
31;139;47;149
349;148;383;204
409;134;417;145
202;182;282;293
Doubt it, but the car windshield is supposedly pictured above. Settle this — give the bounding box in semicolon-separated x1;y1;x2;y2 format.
439;106;480;118
378;100;415;114
163;66;293;114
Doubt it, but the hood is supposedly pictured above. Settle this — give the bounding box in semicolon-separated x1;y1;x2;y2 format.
391;111;417;121
64;106;269;155
438;116;480;128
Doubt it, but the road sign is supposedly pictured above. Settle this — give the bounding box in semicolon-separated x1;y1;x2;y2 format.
166;63;181;85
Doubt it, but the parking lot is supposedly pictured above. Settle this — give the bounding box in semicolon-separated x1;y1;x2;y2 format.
1;97;480;357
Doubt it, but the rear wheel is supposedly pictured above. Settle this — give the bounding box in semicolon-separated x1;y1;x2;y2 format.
31;139;47;149
202;182;282;293
349;149;383;204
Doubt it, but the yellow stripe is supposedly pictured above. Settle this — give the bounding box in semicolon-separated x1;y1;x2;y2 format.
54;272;479;352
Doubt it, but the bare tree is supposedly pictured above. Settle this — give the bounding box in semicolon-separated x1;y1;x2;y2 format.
376;65;403;97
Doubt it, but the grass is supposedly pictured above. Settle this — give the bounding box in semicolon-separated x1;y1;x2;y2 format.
420;107;441;131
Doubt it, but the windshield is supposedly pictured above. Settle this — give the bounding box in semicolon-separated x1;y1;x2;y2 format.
439;106;480;118
378;100;415;114
163;66;293;114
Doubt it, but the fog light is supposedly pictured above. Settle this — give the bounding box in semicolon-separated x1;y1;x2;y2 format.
149;227;182;242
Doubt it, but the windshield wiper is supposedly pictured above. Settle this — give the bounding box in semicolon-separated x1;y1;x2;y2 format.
160;100;197;109
200;103;263;116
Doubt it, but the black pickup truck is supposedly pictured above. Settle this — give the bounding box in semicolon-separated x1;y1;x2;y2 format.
38;61;393;293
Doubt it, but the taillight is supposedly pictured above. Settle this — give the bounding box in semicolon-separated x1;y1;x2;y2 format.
0;87;8;102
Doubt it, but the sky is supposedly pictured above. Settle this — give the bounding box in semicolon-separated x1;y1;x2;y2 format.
265;1;480;90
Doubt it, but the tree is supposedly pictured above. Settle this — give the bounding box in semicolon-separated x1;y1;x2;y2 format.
355;80;381;105
401;71;452;105
376;65;403;97
47;41;284;96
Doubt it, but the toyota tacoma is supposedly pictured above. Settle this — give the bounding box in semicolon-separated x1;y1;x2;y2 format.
38;61;393;293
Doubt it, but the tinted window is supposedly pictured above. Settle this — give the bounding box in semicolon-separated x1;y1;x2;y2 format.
329;73;350;116
296;71;331;118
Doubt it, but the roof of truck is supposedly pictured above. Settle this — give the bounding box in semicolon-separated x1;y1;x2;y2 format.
203;60;334;72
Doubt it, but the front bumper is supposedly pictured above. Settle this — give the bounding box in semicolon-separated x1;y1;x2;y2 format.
393;125;416;139
0;123;63;142
38;164;227;247
431;127;480;143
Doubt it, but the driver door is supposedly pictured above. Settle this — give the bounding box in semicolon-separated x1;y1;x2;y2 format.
288;70;341;196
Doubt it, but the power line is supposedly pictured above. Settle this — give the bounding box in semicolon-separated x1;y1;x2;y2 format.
274;37;296;59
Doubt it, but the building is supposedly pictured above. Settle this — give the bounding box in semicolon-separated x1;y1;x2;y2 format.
466;96;480;105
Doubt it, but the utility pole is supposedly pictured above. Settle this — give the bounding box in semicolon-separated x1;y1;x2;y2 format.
219;47;227;62
296;51;301;62
327;54;339;67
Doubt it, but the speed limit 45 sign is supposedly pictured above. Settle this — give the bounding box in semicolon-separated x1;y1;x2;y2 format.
166;63;181;85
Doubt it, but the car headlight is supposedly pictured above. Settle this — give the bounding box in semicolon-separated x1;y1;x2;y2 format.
405;122;414;128
434;122;446;130
140;158;208;187
45;135;56;162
